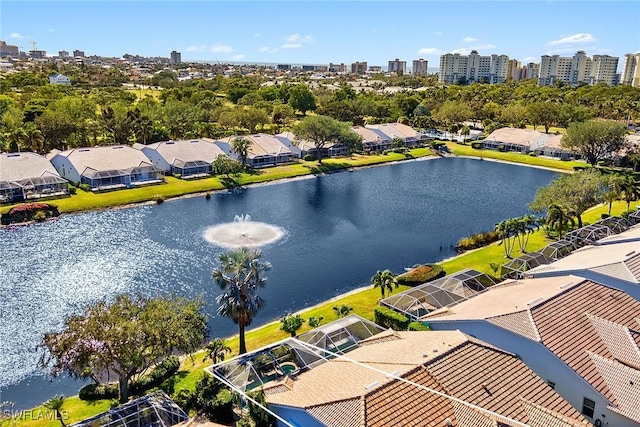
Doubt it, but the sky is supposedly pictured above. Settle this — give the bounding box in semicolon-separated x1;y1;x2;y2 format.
2;1;639;69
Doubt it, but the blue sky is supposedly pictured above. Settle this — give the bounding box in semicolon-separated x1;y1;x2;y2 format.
2;1;639;68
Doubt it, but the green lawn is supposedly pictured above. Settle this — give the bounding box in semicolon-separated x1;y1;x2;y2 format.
445;141;583;172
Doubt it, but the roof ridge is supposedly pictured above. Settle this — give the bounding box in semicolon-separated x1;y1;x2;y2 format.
518;397;591;427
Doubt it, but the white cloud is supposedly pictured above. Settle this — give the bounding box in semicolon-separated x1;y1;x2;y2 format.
231;54;245;61
281;43;302;49
472;43;496;50
547;33;596;46
417;47;442;55
210;44;234;53
186;45;207;52
9;32;24;39
284;33;315;44
546;47;584;55
433;31;443;37
450;48;470;55
462;36;478;43
259;46;278;54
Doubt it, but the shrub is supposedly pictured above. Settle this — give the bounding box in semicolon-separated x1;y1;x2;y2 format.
455;230;500;252
68;186;77;195
471;142;482;149
396;264;445;286
408;321;430;331
374;306;409;331
172;173;182;179
498;144;506;152
155;195;165;204
79;183;91;192
573;165;588;171
129;355;180;396
33;210;47;222
2;202;59;225
303;154;314;161
79;383;119;401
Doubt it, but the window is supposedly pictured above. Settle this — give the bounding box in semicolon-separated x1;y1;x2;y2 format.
582;397;596;418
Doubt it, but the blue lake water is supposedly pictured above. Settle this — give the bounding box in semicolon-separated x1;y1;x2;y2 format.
0;157;558;408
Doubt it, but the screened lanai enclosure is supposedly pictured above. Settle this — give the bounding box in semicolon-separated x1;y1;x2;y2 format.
501;252;552;279
565;223;612;247
70;391;188;427
0;175;69;203
209;315;385;393
379;269;496;320
629;209;640;225
81;163;163;190
540;240;576;261
170;159;211;178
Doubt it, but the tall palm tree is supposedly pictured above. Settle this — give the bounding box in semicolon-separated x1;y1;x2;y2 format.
605;174;626;215
621;176;640;213
203;338;232;365
371;269;398;299
213;248;271;354
19;122;45;154
43;395;66;427
546;204;576;239
231;137;251;167
516;214;540;253
460;125;470;143
495;218;517;258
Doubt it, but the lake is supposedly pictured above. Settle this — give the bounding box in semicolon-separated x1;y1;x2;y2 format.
0;157;558;408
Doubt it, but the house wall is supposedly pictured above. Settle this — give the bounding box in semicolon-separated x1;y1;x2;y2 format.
426;320;634;426
50;155;82;183
270;405;325;427
139;148;171;173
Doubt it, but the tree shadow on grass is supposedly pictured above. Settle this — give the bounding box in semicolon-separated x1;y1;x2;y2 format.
304;162;352;175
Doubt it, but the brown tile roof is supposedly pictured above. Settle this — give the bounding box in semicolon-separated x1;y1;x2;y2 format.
266;332;589;426
588;353;640;422
487;310;541;342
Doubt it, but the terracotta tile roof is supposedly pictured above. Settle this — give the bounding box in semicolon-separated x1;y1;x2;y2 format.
588;352;640;422
266;331;589;426
586;314;640;370
487;310;541;342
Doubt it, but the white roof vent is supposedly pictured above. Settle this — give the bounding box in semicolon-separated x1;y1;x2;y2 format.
527;297;544;307
364;381;380;390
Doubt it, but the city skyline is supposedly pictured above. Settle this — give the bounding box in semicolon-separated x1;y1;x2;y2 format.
2;1;639;68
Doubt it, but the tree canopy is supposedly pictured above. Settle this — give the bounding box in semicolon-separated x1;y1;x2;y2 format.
293;115;360;163
39;294;208;403
561;120;628;166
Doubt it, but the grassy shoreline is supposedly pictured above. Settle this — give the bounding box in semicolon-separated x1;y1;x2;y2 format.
6;145;597;426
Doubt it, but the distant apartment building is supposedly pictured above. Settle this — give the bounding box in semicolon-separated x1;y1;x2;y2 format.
369;65;382;72
507;59;521;80
388;58;406;75
439;50;509;84
0;41;19;57
58;50;69;58
538;51;619;86
350;61;367;74
277;64;291;70
328;63;346;73
621;53;640;87
521;62;539;80
412;58;429;75
73;49;85;57
169;50;181;65
29;50;46;59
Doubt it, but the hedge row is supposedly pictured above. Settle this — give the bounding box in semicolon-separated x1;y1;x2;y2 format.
374;306;410;331
396;264;445;287
407;321;430;331
455;230;500;252
79;356;180;401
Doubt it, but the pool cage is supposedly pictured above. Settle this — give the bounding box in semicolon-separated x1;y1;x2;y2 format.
629;209;640;225
70;391;188;427
539;239;576;261
379;269;496;320
500;252;552;279
565;223;613;247
597;216;632;234
210;315;385;393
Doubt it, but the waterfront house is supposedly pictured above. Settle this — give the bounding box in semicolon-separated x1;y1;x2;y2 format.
276;131;348;159
134;139;225;178
48;145;163;190
0;152;69;203
351;126;392;153
424;275;640;427
220;134;295;168
365;122;429;147
209;315;589;427
535;133;579;160
482;127;547;153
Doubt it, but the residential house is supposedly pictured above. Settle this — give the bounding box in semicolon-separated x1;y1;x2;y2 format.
365;123;429;147
424;275;640;426
351;126;391;153
48;145;163;190
48;73;71;85
220;134;295;168
211;315;590;427
276;131;348;159
134;139;225;178
0;152;69;203
482;127;548;153
535;133;579;160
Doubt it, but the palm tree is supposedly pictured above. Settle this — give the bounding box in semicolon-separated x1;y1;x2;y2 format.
231;137;251;167
280;314;305;337
460;125;470;143
605;174;626;215
371;269;398;299
332;304;353;318
307;316;324;328
134;115;154;145
516;214;540;253
546;204;576;239
203;338;232;365
43;395;66;427
621;176;640;213
213;248;271;354
494;219;517;258
19;122;45;154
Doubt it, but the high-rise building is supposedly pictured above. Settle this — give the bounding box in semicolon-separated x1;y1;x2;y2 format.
621;53;640;87
58;50;69;58
412;59;429;76
0;41;19;57
439;50;509;84
73;49;85;58
388;58;406;75
170;50;181;65
507;59;521;80
29;50;46;59
538;51;619;86
351;61;367;74
328;63;346;73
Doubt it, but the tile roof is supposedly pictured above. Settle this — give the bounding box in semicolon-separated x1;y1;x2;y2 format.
0;152;62;181
351;126;390;143
222;134;293;158
588;353;640;422
139;139;225;164
485;127;545;148
266;331;589;426
365;123;419;140
51;145;153;173
487;310;541;342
